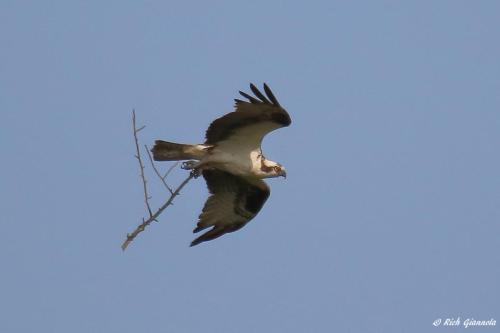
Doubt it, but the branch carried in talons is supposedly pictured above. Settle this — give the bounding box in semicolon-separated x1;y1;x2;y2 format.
121;171;195;251
122;111;195;251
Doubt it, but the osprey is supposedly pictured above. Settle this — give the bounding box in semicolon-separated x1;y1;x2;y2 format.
152;83;291;246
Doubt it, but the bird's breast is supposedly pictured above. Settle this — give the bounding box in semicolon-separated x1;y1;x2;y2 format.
200;149;260;177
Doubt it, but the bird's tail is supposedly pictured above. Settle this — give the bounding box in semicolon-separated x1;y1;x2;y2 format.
151;140;210;161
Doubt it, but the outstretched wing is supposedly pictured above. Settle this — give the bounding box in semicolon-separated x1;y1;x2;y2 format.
191;169;270;246
204;83;291;150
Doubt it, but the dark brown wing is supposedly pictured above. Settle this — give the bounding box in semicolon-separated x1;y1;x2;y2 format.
190;170;270;246
204;83;291;145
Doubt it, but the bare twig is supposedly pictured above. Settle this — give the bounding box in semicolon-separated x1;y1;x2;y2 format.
132;110;153;218
122;110;195;251
145;144;178;194
121;172;195;251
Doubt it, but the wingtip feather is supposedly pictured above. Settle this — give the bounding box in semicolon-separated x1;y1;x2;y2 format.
263;83;280;106
250;83;271;103
239;90;260;104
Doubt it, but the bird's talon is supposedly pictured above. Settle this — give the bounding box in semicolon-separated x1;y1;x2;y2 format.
190;169;201;178
182;161;197;170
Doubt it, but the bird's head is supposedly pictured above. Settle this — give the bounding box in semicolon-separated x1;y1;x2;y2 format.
260;160;287;179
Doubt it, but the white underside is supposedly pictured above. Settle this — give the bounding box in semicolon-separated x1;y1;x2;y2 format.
200;147;263;177
194;121;282;178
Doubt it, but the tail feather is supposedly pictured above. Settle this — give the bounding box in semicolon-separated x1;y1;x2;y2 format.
151;140;209;161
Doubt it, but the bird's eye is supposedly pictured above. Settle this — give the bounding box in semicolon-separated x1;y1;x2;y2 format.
273;166;280;172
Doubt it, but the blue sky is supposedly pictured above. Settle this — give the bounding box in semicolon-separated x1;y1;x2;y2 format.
1;1;499;332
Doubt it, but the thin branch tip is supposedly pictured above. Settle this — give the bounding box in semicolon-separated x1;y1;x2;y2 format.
121;171;194;250
122;110;195;251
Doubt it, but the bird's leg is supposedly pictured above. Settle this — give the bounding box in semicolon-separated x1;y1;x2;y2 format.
182;160;201;178
190;168;201;179
181;160;198;170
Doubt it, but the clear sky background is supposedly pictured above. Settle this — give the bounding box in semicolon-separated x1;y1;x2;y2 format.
1;1;499;332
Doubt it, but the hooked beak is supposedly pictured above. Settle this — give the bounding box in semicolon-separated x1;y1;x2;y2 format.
281;170;287;178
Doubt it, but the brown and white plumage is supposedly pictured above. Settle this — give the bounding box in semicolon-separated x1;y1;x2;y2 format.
151;83;291;246
205;83;290;145
191;170;270;246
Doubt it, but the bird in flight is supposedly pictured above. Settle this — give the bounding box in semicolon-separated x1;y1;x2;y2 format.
151;83;291;246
